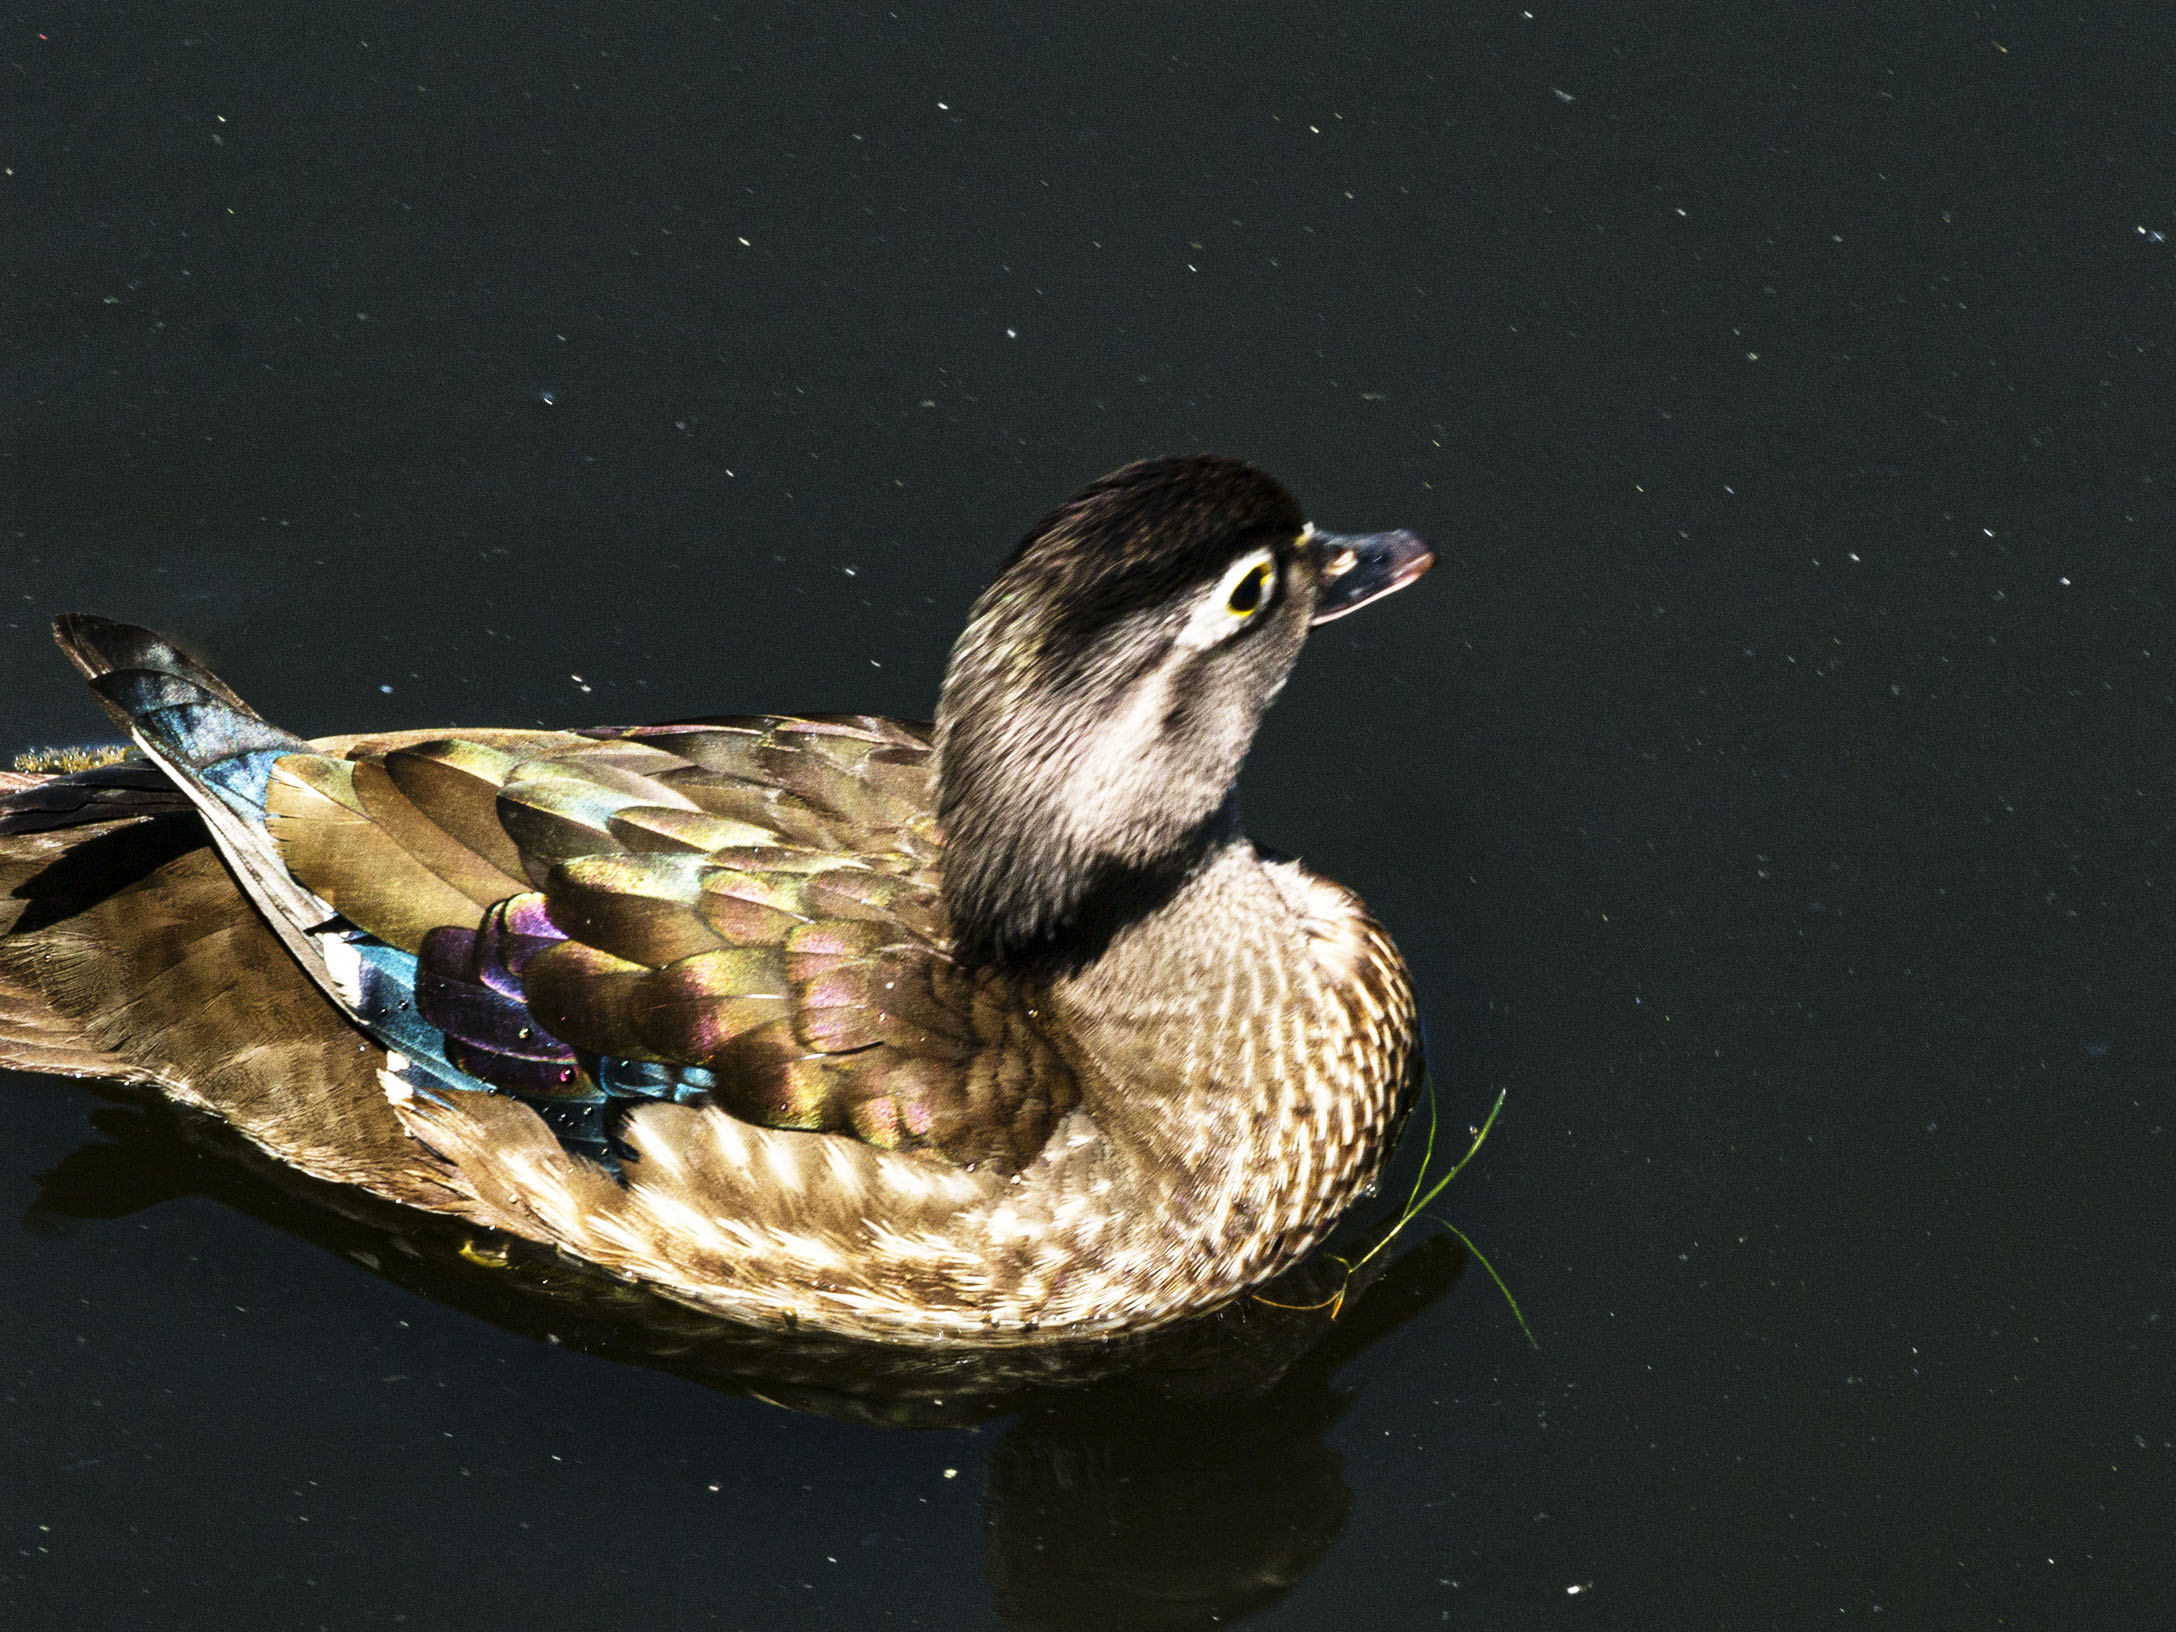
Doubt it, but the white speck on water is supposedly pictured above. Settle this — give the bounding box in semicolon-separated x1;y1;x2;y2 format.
537;389;556;406
378;684;393;694
843;566;857;577
1005;327;1017;338
1553;88;1575;103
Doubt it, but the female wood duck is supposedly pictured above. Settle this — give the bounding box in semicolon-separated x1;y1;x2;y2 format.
0;455;1432;1342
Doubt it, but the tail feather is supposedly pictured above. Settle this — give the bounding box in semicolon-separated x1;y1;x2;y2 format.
1;619;470;1199
54;613;261;720
54;614;307;817
46;615;338;997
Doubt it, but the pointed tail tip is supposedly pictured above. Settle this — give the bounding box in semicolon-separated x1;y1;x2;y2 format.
49;615;271;725
52;613;162;683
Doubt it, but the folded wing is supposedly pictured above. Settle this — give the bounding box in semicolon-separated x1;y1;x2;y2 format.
266;717;1076;1174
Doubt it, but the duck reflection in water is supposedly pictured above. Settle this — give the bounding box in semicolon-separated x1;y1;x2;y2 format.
26;1094;1473;1632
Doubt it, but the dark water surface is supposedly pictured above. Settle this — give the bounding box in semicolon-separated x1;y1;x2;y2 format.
5;5;2171;1627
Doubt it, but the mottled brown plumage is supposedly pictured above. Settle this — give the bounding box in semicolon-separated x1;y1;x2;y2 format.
0;455;1433;1342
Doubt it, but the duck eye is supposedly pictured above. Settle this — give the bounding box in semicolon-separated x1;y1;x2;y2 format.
1226;562;1272;617
1179;549;1282;649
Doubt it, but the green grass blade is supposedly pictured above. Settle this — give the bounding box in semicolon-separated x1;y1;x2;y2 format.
1434;1218;1538;1349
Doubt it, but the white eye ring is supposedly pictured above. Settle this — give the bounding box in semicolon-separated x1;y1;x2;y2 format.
1176;547;1281;650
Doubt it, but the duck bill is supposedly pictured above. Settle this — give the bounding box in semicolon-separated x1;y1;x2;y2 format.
1306;529;1434;625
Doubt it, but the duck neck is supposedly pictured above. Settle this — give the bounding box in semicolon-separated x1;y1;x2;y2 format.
974;835;1417;1321
1041;837;1394;1248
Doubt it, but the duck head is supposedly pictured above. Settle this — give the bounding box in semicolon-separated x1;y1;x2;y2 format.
935;454;1431;966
